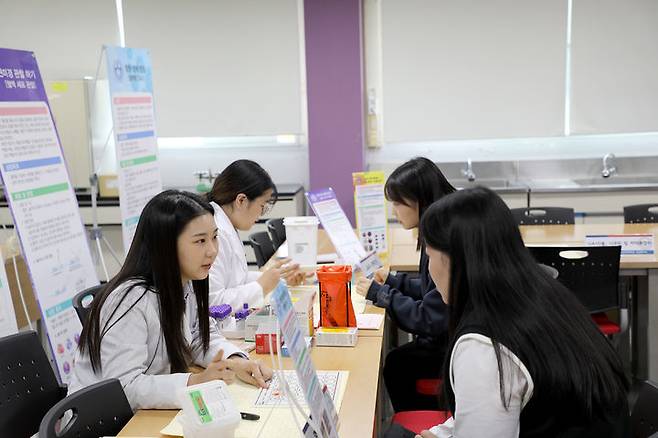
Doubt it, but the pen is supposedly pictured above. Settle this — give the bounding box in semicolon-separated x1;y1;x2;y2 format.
241;411;261;421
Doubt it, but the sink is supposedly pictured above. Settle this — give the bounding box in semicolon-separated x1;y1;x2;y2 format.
572;176;658;186
450;178;511;189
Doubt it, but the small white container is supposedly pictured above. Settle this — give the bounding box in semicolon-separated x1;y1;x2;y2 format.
315;327;358;347
283;216;319;266
178;380;240;438
220;317;244;339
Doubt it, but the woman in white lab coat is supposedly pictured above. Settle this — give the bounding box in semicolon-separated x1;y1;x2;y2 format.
206;160;304;309
69;190;272;411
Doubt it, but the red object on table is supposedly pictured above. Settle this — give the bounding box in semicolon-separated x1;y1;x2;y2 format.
316;265;356;328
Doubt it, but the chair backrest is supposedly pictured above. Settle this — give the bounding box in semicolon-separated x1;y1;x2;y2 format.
249;231;276;268
624;204;658;224
631;380;658;438
511;207;575;225
0;331;66;438
528;246;621;313
39;379;133;438
72;284;103;326
266;218;286;251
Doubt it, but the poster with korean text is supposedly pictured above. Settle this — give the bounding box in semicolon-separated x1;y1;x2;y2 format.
0;48;99;381
105;46;162;252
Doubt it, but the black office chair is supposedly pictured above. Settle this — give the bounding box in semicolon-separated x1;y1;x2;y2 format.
631;380;658;438
266;218;286;251
624;204;658;224
528;246;627;337
72;284;103;326
39;379;133;438
511;207;575;225
0;331;67;437
249;231;276;268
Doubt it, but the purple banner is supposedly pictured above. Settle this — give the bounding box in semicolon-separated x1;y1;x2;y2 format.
306;187;336;204
0;48;48;102
0;47;99;383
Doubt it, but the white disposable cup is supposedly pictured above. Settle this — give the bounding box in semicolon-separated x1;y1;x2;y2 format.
283;216;319;266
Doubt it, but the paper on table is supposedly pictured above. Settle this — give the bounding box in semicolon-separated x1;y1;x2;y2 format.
160;371;349;437
356;313;384;330
255;370;343;407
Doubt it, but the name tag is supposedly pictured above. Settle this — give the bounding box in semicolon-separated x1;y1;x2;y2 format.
585;234;655;255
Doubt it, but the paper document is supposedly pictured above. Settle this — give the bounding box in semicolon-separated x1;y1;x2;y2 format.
356;313;384;330
255;370;345;407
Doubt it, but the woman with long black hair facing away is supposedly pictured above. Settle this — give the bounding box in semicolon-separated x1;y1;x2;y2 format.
206;159;306;310
412;186;629;437
69;190;271;410
355;157;456;412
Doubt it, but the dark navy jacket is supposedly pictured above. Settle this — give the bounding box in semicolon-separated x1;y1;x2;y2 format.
365;245;448;348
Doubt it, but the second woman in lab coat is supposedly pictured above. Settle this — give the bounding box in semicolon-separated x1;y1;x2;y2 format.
206;160;304;309
69;190;271;410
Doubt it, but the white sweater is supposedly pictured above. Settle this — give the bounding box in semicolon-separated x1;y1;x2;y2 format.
429;333;534;438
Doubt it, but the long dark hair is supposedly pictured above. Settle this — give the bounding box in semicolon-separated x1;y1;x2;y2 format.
385;157;455;248
207;159;277;206
420;186;628;416
79;190;214;373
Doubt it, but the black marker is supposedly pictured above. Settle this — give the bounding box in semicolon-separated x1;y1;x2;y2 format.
241;411;260;421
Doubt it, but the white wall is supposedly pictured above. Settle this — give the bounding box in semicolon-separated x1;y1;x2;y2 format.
364;0;658;169
1;1;309;189
0;0;119;79
158;143;309;190
571;0;658;135
379;0;567;142
123;0;305;138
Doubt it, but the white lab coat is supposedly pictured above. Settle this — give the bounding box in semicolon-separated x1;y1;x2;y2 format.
68;280;244;411
208;201;264;310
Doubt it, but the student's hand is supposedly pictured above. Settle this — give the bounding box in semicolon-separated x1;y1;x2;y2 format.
226;356;272;389
355;277;373;297
416;431;438;438
188;349;236;386
373;267;389;285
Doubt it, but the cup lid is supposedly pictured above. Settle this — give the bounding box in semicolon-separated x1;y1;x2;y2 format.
283;216;319;226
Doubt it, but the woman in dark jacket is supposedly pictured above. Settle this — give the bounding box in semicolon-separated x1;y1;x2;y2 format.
356;157;455;412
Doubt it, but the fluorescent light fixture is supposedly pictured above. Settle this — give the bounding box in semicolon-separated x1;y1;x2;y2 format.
276;134;298;144
115;0;126;47
158;135;303;150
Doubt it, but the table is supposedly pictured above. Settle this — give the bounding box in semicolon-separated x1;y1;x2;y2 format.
118;337;384;438
119;231;387;437
388;224;658;380
273;230;386;338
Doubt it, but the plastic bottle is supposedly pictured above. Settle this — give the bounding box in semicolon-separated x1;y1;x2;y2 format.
209;304;232;331
234;303;251;332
